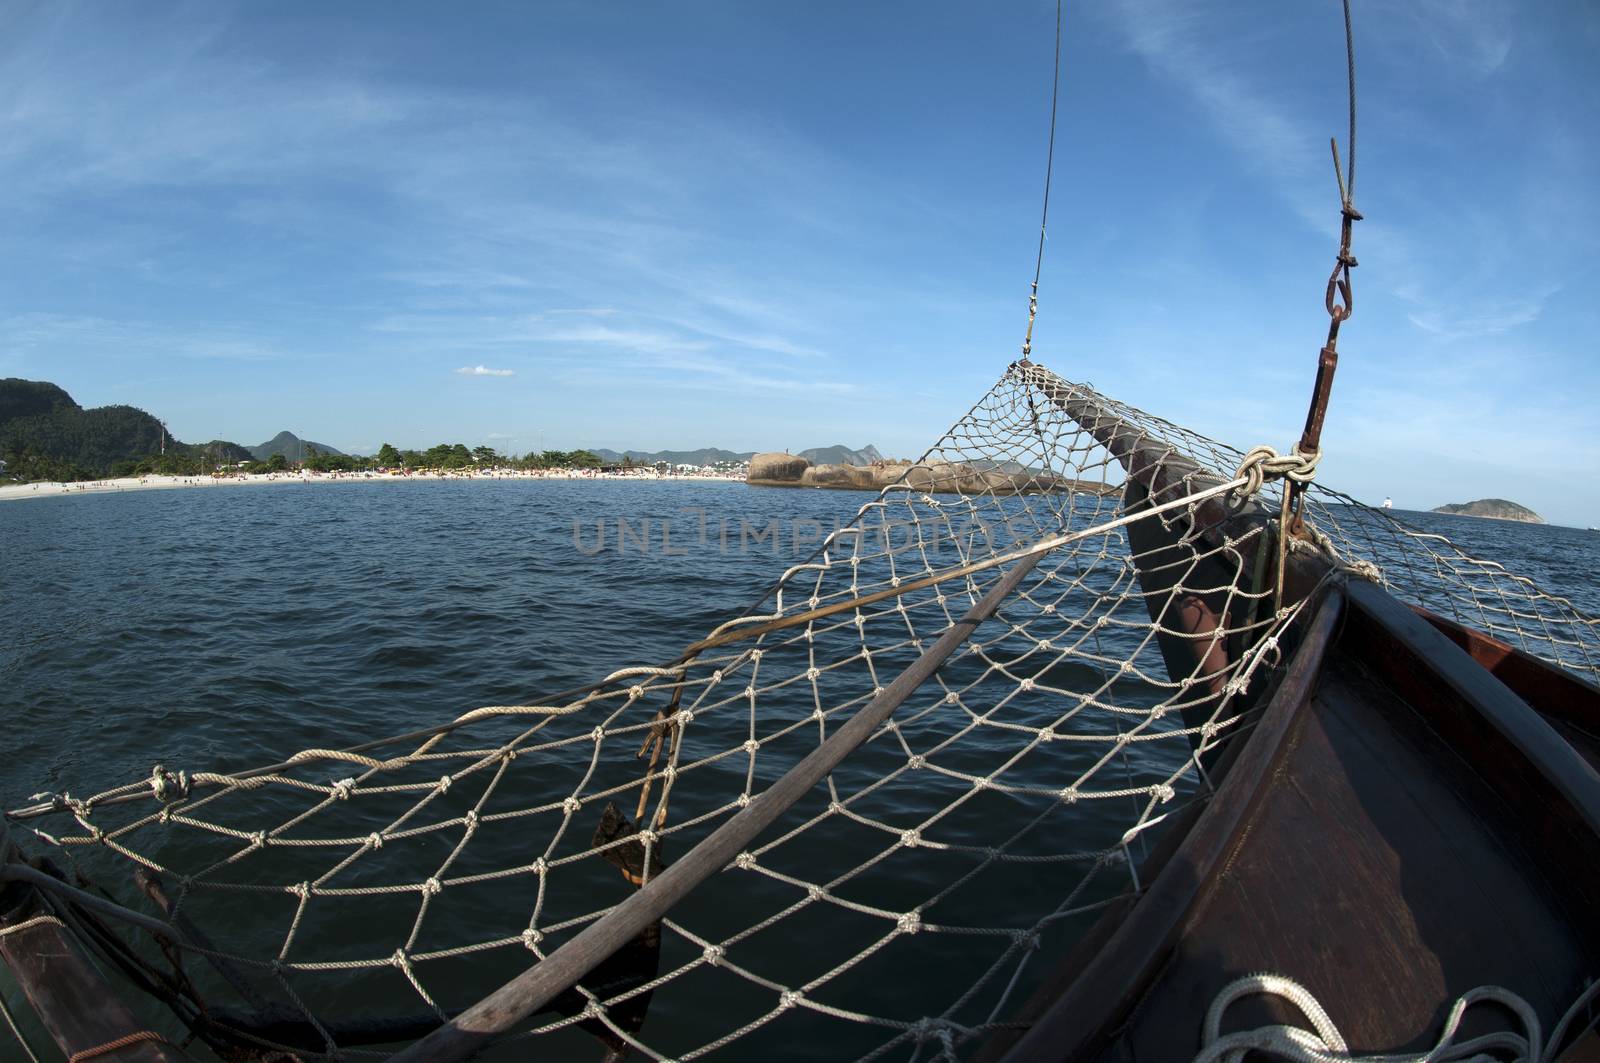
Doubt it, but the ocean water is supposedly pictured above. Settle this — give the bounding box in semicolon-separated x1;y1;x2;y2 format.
1;483;1596;1058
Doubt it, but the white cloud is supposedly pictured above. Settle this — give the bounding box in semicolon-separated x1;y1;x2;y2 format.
455;365;514;377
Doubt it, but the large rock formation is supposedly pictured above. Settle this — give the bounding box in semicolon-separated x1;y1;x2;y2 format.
745;450;1126;496
802;463;881;489
747;452;811;484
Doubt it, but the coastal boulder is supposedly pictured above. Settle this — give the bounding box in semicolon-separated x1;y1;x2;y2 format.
747;452;810;484
802;463;876;489
902;460;979;494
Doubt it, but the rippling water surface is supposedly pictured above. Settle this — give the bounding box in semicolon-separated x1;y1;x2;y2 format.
1;483;1596;1058
1;481;874;800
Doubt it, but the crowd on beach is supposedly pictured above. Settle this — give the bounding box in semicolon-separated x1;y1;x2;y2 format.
0;465;747;502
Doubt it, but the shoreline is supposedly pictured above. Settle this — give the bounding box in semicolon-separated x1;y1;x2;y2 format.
0;469;746;503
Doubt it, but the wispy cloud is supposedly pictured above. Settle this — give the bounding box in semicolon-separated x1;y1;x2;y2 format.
1402;0;1513;76
0;312;283;362
1403;289;1554;342
1101;0;1322;220
455;364;514;377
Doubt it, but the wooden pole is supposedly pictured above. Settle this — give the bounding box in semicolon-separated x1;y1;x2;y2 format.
393;548;1048;1062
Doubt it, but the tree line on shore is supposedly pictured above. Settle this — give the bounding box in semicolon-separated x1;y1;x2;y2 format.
1;444;618;482
294;444;609;474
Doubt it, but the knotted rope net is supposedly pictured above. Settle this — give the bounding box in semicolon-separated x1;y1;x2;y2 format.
6;360;1597;1061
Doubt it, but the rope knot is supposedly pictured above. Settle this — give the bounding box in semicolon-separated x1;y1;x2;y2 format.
702;943;724;965
1230;443;1321;498
521;928;543;950
149;765;190;803
330;778;356;801
897;910;922;935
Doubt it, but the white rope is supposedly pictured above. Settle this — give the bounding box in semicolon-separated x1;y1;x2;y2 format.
1196;973;1544;1063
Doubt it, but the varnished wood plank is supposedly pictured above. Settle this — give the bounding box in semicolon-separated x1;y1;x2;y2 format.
1096;646;1594;1060
991;589;1345;1062
0;891;187;1061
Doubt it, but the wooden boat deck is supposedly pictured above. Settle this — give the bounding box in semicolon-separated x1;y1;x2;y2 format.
992;580;1600;1060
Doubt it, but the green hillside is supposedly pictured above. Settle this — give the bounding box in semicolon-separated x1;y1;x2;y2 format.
0;378;248;481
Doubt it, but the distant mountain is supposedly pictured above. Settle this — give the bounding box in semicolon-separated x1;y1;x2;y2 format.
798;444;883;467
587;444;885;467
249;431;345;462
590;447;756;466
0;377;249;478
1432;498;1544;524
196;440;256;463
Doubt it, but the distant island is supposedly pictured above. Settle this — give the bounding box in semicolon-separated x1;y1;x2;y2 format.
1431;498;1544;524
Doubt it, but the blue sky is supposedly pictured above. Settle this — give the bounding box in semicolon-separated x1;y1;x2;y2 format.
1;1;1596;524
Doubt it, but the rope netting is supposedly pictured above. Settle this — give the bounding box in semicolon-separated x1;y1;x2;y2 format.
5;359;1597;1061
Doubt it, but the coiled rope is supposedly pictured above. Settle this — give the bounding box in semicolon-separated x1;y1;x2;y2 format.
1196;972;1600;1063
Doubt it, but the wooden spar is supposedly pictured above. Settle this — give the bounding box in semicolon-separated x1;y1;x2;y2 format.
392;548;1049;1063
1018;360;1337;748
0;887;188;1061
1015;360;1335;605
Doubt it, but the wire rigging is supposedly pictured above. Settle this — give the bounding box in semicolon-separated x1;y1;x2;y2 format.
1288;0;1362;535
1020;0;1063;361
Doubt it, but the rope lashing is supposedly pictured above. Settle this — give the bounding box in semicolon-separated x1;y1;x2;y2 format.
1229;443;1321;498
1195;973;1545;1063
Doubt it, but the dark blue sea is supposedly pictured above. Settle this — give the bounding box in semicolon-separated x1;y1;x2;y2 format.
1;482;1596;1058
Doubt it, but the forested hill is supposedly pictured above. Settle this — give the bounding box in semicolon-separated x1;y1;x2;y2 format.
0;378;250;480
249;431;344;462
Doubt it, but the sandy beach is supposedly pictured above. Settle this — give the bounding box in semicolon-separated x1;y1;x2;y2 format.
0;468;746;502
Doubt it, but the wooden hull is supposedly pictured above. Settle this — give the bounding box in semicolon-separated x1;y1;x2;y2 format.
990;579;1600;1060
